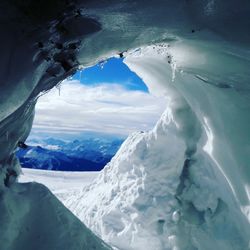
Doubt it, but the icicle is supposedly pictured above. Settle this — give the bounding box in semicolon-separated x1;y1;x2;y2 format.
58;85;61;96
171;61;177;82
205;0;215;16
80;69;83;82
56;83;62;96
99;60;107;69
77;65;84;82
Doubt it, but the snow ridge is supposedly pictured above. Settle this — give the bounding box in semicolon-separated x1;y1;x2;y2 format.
65;107;186;250
60;45;250;250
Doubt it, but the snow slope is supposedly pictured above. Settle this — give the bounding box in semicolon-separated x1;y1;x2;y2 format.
19;168;98;192
19;168;99;207
0;181;111;250
58;45;250;250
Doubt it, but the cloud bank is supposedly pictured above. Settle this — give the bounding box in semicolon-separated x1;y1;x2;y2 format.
32;80;166;136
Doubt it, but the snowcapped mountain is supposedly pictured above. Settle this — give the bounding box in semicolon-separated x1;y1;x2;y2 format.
16;137;124;171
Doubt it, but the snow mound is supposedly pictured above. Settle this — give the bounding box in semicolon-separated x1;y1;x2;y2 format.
61;45;250;250
0;181;111;250
64;110;249;249
64;107;186;250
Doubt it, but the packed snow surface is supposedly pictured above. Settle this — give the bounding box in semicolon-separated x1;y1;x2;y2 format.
19;168;98;192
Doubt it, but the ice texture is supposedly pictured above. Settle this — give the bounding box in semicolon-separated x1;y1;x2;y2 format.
0;1;250;249
61;46;250;250
0;181;110;250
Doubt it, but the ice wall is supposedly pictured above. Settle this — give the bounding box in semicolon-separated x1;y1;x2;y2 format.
0;0;250;249
64;45;250;249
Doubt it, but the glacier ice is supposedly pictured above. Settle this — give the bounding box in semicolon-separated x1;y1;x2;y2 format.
0;181;111;250
61;45;250;250
0;0;250;249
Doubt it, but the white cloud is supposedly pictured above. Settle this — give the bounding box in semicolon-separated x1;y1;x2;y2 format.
32;80;166;136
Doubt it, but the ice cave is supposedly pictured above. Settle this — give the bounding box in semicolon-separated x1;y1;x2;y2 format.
0;1;250;250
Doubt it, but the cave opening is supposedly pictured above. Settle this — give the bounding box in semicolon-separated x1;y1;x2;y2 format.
1;1;250;250
17;56;166;189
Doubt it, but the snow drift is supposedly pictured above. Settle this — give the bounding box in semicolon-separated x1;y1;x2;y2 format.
0;0;250;249
62;45;250;250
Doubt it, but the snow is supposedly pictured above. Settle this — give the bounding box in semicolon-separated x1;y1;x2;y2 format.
1;1;250;250
0;181;111;250
19;168;100;207
47;44;249;250
19;168;98;193
64;108;186;250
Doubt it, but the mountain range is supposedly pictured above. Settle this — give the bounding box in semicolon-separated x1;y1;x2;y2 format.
16;137;124;171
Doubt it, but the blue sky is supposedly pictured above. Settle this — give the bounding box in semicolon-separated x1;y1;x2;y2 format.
71;58;149;92
31;58;166;138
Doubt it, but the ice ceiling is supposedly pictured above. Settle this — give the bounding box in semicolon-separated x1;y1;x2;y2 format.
0;0;250;249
